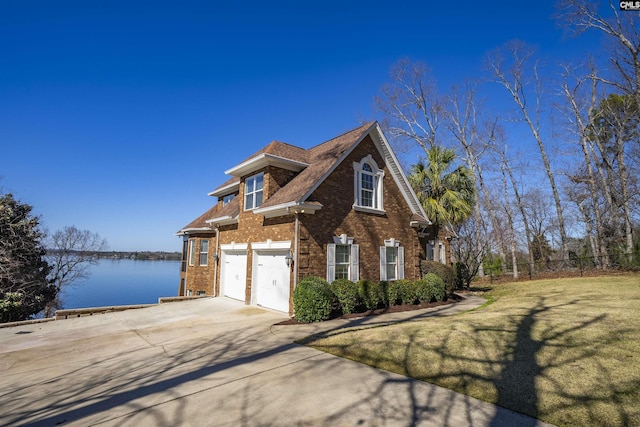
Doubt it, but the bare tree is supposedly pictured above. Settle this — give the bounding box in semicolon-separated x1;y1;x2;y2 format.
558;0;640;262
559;62;611;267
450;216;487;287
589;93;638;258
490;138;537;273
557;0;640;106
375;58;444;153
444;82;494;276
44;226;108;317
485;40;570;261
499;160;519;279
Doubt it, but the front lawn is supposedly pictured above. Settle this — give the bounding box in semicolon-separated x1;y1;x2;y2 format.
304;275;640;427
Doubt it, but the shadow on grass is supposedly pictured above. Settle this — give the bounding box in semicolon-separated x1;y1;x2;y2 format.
307;294;639;426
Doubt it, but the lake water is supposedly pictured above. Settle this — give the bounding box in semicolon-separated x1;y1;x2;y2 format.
59;259;180;309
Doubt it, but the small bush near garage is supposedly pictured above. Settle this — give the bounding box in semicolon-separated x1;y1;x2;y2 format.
293;276;336;323
330;279;361;314
388;279;417;305
357;279;385;310
420;261;456;295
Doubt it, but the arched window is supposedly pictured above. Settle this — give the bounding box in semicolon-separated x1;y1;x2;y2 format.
353;155;384;212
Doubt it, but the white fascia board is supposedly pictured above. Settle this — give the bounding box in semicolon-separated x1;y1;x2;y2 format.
254;201;322;218
224;153;309;177
251;240;292;250
205;215;238;226
371;123;431;224
220;242;249;251
208;181;240;197
175;227;213;236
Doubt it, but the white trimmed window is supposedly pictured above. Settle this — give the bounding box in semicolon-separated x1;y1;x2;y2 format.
244;172;264;210
188;239;196;266
199;239;209;266
327;235;359;282
426;241;446;264
223;194;235;206
353;155;384;212
380;239;404;281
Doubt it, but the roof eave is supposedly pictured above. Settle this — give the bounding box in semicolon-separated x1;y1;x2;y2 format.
205;215;238;227
254;201;322;218
224;153;309;177
208;182;240;197
175;226;214;236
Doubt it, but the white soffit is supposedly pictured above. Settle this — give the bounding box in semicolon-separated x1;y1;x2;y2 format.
225;154;308;177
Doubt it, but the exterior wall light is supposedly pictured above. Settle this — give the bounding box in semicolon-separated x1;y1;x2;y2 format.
284;251;293;267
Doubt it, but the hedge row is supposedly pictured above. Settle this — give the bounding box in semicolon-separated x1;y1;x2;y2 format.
293;275;447;323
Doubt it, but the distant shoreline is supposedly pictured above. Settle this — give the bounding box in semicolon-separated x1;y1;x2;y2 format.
47;250;181;261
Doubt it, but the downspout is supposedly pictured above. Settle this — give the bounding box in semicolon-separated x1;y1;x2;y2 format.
294;211;299;288
213;225;220;296
182;234;189;296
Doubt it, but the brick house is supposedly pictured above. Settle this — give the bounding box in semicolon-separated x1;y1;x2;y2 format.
177;122;451;314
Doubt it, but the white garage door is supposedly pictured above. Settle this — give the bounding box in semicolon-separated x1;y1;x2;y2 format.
254;250;290;313
221;250;247;302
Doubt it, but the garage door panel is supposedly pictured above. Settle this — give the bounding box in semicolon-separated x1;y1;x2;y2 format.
254;250;290;313
221;250;247;301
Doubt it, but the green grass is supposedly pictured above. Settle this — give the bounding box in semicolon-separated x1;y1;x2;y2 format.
306;275;640;427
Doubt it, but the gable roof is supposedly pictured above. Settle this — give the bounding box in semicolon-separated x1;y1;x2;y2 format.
181;122;430;230
256;122;376;211
254;122;430;225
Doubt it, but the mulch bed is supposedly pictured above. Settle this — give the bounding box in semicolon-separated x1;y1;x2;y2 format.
275;293;465;325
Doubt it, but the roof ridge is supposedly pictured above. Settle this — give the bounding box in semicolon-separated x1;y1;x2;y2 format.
307;121;376;152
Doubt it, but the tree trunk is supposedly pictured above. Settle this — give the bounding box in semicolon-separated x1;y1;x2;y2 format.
501;163;519;279
487;43;568;260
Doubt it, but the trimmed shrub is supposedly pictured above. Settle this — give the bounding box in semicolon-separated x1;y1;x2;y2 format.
387;280;400;305
421;260;456;295
414;278;430;302
357;279;383;310
293;276;336;323
377;280;390;307
330;278;360;314
429;274;446;301
415;273;445;302
388;279;417;305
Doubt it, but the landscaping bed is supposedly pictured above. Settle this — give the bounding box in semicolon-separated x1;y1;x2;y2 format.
276;294;463;325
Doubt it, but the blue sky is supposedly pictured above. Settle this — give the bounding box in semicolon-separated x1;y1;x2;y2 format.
0;1;604;251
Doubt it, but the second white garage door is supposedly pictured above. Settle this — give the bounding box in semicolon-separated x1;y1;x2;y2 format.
253;250;291;313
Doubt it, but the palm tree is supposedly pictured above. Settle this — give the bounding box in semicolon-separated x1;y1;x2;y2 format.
409;146;475;264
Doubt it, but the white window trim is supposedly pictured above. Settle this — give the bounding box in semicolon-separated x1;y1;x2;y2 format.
380;239;404;281
188;239;196;266
199;239;209;266
244;172;264;211
353;155;385;214
327;235;359;282
426;240;446;265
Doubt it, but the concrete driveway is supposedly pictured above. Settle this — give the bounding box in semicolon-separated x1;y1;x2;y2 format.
0;297;552;426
